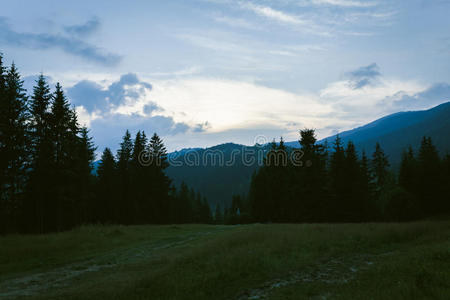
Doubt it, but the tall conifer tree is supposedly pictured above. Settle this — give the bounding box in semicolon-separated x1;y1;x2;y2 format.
97;148;117;223
27;74;53;232
117;130;133;223
0;63;29;232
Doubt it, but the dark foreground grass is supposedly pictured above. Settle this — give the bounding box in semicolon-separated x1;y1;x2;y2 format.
0;221;449;299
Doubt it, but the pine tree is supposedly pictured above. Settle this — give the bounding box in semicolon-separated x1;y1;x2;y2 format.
96;147;117;223
0;53;7;232
360;151;374;220
116;130;133;224
200;196;212;224
76;127;96;223
399;146;417;194
27;74;53;233
148;133;171;223
293;129;328;222
131;131;148;223
0;63;30;232
417;137;443;216
328;135;346;221
371;143;390;193
174;182;193;223
343;141;364;221
214;202;223;224
49;83;80;231
443;154;450;213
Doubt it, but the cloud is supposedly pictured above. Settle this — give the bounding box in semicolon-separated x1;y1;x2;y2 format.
90;113;191;153
68;80;109;112
239;2;305;25
143;102;163;115
346;63;381;89
0;17;121;66
193;121;211;132
320;67;430;124
384;82;450;111
308;0;377;7
67;73;152;113
145;78;334;134
64;17;100;37
211;13;261;30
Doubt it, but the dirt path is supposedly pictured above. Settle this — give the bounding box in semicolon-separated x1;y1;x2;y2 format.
0;230;219;299
236;252;394;300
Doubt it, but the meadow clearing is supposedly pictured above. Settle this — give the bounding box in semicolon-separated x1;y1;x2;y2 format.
0;221;449;299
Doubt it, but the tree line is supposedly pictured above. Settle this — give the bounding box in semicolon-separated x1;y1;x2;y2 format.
2;52;449;232
240;129;450;223
0;53;211;234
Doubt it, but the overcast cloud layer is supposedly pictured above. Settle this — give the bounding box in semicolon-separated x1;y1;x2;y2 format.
2;0;450;153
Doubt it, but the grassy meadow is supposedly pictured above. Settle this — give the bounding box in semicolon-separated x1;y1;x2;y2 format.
0;221;449;300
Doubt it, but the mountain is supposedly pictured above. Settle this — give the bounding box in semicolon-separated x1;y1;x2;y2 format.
166;143;268;209
316;101;450;166
167;102;450;208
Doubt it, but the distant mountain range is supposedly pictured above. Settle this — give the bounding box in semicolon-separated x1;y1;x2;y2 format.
166;102;450;208
309;101;450;166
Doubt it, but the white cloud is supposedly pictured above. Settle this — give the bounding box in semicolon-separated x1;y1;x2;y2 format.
319;77;429;122
239;2;306;25
308;0;377;7
137;78;335;134
211;14;261;30
64;69;443;150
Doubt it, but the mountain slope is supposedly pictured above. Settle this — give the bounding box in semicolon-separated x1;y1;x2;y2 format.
167;102;450;208
166;143;266;208
317;102;450;166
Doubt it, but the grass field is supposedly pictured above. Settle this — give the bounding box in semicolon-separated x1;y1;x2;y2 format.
0;221;449;300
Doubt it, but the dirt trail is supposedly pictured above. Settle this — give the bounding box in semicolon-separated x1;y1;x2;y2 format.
236;252;394;300
0;230;218;299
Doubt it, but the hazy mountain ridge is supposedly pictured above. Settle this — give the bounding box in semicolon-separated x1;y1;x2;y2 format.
316;102;450;166
167;102;450;207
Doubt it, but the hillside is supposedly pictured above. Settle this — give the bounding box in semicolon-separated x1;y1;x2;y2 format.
315;101;450;166
167;102;450;208
166;143;266;208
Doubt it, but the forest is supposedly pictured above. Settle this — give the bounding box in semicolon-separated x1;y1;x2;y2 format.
0;54;211;234
1;53;449;234
244;131;450;223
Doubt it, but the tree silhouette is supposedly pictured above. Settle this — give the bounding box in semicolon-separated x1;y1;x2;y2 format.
97;147;118;223
27;74;53;232
0;63;29;233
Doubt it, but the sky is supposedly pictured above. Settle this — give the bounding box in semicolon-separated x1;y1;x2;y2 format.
1;0;450;153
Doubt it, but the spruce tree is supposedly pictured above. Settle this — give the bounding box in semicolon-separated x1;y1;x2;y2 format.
214;202;223;224
76;127;96;223
148;133;171;223
328;135;346;221
175;182;193;223
200;196;212;224
131;131;148;223
27;74;53;233
417;137;442;215
0;63;29;232
0;53;7;232
360;151;374;220
116;130;133;224
443;154;450;213
371;143;390;193
97;147;117;223
294;129;328;222
49;83;80;230
343;141;364;221
399;146;417;194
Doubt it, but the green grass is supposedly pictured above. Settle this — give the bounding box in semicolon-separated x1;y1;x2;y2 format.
1;221;449;299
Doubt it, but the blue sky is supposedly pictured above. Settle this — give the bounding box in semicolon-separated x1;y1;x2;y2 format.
1;0;450;152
